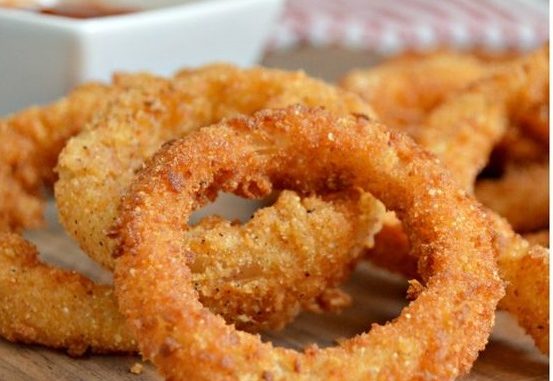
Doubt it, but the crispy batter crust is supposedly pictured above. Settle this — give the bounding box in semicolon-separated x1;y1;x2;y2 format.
512;47;549;144
523;230;549;247
353;47;550;353
0;190;383;355
341;47;548;192
114;106;503;380
0;72;168;232
476;163;549;233
175;189;384;331
340;52;487;130
360;212;418;278
491;215;550;354
415;48;548;191
0;83;113;231
0;74;165;353
55;65;385;331
0;65;383;352
56;64;376;270
0;233;136;355
0;190;383;353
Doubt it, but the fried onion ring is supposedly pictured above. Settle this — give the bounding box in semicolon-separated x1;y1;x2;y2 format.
0;188;383;353
56;64;376;270
413;48;548;191
492;214;549;354
475;163;549;233
114;106;503;380
342;47;548;192
511;46;549;144
169;189;385;331
0;82;113;231
0;74;172;353
1;65;384;352
55;65;384;330
339;52;487;130
353;47;550;352
0;233;136;356
0;72;168;232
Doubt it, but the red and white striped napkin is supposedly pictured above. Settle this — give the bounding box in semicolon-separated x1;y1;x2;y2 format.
269;0;548;53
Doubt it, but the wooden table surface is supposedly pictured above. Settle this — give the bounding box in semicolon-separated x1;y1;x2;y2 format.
0;48;549;380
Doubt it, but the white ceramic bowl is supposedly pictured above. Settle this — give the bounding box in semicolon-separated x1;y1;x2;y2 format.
0;0;283;114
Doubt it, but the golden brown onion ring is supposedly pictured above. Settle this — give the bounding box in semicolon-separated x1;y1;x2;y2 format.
114;106;503;380
342;47;548;192
0;233;136;356
475;163;549;233
492;214;549;354
169;189;385;331
0;189;383;354
339;52;487;130
0;83;112;231
359;47;550;353
56;64;376;270
1;65;383;352
0;74;168;353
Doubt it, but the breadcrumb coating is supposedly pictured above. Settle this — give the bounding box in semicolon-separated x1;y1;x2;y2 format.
114;106;503;380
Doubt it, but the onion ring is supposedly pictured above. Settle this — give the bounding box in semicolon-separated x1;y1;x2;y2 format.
0;232;136;356
0;188;383;354
341;46;548;192
56;64;376;270
0;73;170;353
114;105;503;380
56;65;384;330
475;162;549;233
351;47;550;353
164;189;385;331
412;49;547;191
511;46;549;144
0;82;112;231
1;65;384;352
0;72;167;232
339;52;488;130
492;214;549;354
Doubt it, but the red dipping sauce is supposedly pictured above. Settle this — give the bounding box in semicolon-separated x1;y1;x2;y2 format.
38;2;138;19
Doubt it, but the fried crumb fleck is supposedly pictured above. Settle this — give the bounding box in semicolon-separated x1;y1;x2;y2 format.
129;362;144;375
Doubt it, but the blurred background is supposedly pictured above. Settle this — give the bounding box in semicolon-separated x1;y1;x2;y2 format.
264;0;548;79
0;0;548;112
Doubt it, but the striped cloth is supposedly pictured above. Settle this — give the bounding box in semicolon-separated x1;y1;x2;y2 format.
269;0;549;53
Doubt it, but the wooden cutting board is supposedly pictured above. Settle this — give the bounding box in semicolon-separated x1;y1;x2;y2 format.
0;48;548;380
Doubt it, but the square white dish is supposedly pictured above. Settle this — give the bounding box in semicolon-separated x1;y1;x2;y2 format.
0;0;283;114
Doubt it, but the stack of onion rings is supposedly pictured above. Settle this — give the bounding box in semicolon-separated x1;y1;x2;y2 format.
0;45;546;375
1;66;387;353
342;46;550;354
55;65;386;332
113;105;503;380
56;64;377;270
